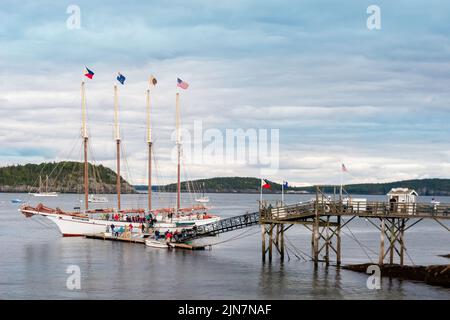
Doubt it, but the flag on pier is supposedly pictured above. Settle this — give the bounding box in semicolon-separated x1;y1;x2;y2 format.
261;179;271;189
84;67;94;79
341;163;348;172
281;180;288;203
177;78;189;89
117;73;126;85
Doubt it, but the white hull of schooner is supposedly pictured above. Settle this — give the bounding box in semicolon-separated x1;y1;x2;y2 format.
20;207;142;236
20;205;222;236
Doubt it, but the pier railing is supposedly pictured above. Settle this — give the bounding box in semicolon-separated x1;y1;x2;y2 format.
260;202;316;221
330;200;450;218
260;200;450;221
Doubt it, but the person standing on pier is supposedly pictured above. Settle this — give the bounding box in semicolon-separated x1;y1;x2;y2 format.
165;231;173;243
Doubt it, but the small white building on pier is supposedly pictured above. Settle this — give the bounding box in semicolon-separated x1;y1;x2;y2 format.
387;188;418;214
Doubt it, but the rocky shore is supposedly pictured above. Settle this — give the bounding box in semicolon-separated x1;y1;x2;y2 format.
343;263;450;288
0;184;136;194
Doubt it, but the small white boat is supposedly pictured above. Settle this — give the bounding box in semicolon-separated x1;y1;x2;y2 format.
195;196;210;203
431;199;440;210
145;239;170;249
31;192;58;197
31;175;58;197
88;194;108;203
195;182;210;203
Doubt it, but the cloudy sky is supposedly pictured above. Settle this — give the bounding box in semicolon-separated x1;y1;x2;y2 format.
1;0;450;186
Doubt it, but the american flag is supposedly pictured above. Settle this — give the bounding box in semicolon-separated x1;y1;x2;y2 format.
341;163;348;172
177;78;189;90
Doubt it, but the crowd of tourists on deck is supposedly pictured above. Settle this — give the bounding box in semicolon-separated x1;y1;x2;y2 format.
103;210;197;243
104;212;156;237
102;212;155;224
106;221;148;237
105;219;190;243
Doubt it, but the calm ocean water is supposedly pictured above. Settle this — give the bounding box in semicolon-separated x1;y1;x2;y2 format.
0;192;449;299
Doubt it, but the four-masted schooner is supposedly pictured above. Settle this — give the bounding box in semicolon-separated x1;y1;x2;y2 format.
20;76;220;236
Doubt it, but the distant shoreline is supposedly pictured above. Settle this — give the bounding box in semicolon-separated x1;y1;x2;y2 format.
135;177;450;196
2;163;450;196
3;190;449;197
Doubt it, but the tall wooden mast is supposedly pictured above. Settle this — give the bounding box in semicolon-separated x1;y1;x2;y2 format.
81;81;89;210
114;85;121;211
176;92;181;212
146;87;152;212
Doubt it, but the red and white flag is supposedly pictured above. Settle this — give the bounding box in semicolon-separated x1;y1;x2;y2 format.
341;163;348;172
261;179;271;189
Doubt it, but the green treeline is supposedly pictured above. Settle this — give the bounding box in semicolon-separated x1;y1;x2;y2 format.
0;162;134;193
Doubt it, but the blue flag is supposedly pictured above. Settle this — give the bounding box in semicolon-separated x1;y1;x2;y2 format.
117;73;126;85
283;181;288;188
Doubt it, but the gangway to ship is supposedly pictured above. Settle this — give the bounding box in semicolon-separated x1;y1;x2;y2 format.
175;202;318;243
176;211;260;242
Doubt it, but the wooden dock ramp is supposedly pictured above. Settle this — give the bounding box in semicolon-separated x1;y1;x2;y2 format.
85;233;207;250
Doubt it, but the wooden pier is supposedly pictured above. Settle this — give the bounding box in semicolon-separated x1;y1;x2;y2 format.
260;186;450;265
85;233;147;244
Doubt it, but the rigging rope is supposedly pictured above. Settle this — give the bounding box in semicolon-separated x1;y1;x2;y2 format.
200;225;260;247
341;219;375;263
283;234;311;261
121;139;141;209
